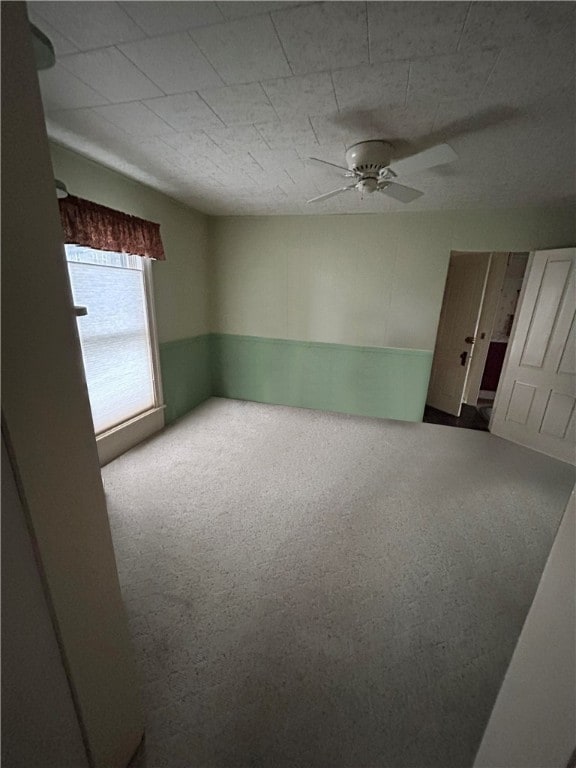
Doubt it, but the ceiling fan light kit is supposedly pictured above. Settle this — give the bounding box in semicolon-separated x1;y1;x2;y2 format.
307;140;458;205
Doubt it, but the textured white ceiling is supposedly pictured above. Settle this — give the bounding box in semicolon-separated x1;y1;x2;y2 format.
30;1;576;215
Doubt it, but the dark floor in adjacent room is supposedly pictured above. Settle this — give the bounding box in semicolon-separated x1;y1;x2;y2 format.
104;399;574;768
423;403;489;431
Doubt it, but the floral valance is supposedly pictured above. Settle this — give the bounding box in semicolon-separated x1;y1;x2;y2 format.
59;195;166;261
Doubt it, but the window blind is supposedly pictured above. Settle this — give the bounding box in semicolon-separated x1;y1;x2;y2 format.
65;246;155;434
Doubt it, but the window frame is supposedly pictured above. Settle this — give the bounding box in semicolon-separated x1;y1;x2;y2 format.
65;246;165;464
141;257;164;416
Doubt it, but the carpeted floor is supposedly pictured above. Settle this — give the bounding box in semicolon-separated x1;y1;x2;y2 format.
103;398;575;768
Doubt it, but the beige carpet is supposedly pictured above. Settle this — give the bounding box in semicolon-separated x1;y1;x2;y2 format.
102;398;575;768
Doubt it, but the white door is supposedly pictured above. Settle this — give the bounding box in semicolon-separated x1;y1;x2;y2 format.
491;248;576;465
427;252;491;416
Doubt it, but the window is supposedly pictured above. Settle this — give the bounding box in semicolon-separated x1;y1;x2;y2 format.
65;245;161;435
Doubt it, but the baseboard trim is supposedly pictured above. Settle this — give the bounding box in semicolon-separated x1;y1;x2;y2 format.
96;407;165;466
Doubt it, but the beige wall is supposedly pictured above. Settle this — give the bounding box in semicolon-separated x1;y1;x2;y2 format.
209;207;576;350
50;142;209;343
50;150;574;354
474;492;575;768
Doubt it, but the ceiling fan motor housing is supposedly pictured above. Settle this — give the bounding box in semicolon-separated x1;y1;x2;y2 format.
345;140;393;175
307;141;455;204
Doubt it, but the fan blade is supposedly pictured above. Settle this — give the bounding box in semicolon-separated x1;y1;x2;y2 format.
306;185;357;204
308;157;355;175
388;143;457;176
379;182;423;204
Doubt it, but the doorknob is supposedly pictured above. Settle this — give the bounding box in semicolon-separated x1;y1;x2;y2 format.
465;336;475;344
460;350;468;366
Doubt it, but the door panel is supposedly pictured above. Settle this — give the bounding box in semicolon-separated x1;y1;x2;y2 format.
558;316;575;374
491;249;576;464
427;252;491;415
506;381;537;424
540;392;575;438
520;259;571;367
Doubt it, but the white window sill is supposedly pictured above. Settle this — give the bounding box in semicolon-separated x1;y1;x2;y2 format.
96;406;165;466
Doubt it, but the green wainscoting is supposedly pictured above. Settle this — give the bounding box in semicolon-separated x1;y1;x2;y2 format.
211;334;433;422
159;333;433;425
159;335;212;424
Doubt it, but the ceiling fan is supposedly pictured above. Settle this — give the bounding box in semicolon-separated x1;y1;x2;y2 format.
306;140;458;204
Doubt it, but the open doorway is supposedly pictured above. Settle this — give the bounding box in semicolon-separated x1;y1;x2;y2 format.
425;251;528;431
470;253;528;422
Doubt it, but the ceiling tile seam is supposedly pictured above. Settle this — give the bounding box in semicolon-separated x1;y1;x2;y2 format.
116;25;207;47
119;8;244;43
190;130;227;156
112;3;150;39
333;48;502;73
186;28;237;88
259;80;289;124
48;94;166;114
43;68;115;109
57;22;153;54
268;11;295;77
56;45;169;99
31;23;150;55
213;3;234;24
212;141;253;161
218;166;258;187
55;49;513;113
112;45;170;97
116;35;227;94
403;62;411;109
455;2;474;54
53;59;115;106
329;69;342;113
70;76;465;133
156;134;218;165
307;116;321;146
277;172;297;190
97;101;177;136
184;31;227;89
194;91;229;129
214;2;256;23
365;1;371;66
51;107;136;140
252;122;277;152
258;81;285;126
477;49;504;102
246;151;268;174
53;87;277;115
57;45;492;71
282;169;299;187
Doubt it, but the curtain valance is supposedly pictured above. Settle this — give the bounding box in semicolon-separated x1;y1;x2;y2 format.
59;195;166;261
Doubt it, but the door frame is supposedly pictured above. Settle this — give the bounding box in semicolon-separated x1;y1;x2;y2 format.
463;252;509;406
489;252;534;431
427;250;492;416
